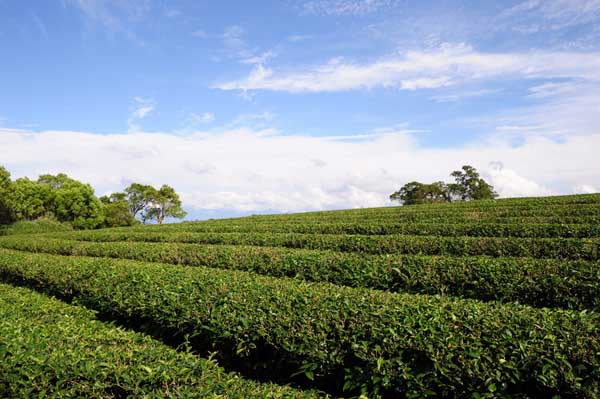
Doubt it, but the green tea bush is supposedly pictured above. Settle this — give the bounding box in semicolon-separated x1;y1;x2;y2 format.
1;249;599;398
55;230;600;260
0;218;72;236
2;236;600;311
0;282;321;399
208;202;600;223
133;221;600;237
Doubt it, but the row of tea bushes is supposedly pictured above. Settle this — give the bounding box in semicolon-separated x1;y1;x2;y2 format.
213;194;600;222
265;194;600;215
55;230;600;260
211;202;600;222
1;249;599;398
132;221;600;238
0;282;321;399
2;237;600;311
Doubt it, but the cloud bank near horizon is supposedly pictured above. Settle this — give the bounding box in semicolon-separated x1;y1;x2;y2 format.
1;128;597;216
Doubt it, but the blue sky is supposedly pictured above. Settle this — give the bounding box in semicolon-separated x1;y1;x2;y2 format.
1;0;600;219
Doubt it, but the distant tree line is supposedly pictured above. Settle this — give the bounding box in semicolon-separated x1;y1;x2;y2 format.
390;165;497;205
0;165;186;229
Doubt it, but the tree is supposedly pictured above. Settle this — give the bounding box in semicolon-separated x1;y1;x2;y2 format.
99;194;138;228
0;166;12;224
124;183;154;218
390;181;450;205
37;173;75;189
52;182;105;229
143;184;187;224
104;201;138;228
38;173;105;229
0;166;187;228
448;165;497;201
103;192;127;203
6;178;52;220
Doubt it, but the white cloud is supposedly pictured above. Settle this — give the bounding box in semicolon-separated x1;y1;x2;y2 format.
302;0;397;16
215;43;600;94
1;127;599;214
188;112;215;124
500;0;600;31
488;161;554;197
431;88;502;103
62;0;149;44
527;81;580;98
497;81;600;137
127;97;155;133
495;125;546;133
218;25;275;66
399;76;451;90
240;51;276;65
574;184;598;194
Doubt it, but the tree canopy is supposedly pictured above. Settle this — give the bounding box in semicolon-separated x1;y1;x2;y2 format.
143;185;187;225
0;165;186;228
448;165;498;201
124;183;154;218
389;181;450;205
43;175;105;229
0;167;13;224
99;194;138;228
6;178;51;221
390;165;498;205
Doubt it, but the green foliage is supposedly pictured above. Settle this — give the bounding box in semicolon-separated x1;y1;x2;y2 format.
137;219;600;237
144;184;187;224
124;183;154;217
58;229;600;260
5;177;52;220
0;167;105;229
389;181;450;205
99;194;139;227
0;283;322;399
390;164;497;205
103;200;139;228
54;184;104;229
115;183;187;224
0;166;11;224
449;165;498;201
214;201;600;224
3;236;600;312
2;192;600;397
0;219;72;236
1;249;599;398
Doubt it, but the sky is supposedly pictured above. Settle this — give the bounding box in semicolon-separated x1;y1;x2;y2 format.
1;0;599;219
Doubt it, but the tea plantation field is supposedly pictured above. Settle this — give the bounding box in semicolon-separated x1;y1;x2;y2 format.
1;194;600;398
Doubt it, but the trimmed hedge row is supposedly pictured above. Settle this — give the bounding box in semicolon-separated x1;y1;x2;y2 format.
0;282;320;399
1;249;599;398
145;215;600;227
274;194;600;214
0;220;73;236
215;194;600;222
3;236;600;311
55;230;600;260
212;203;600;223
163;211;600;228
133;221;600;238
